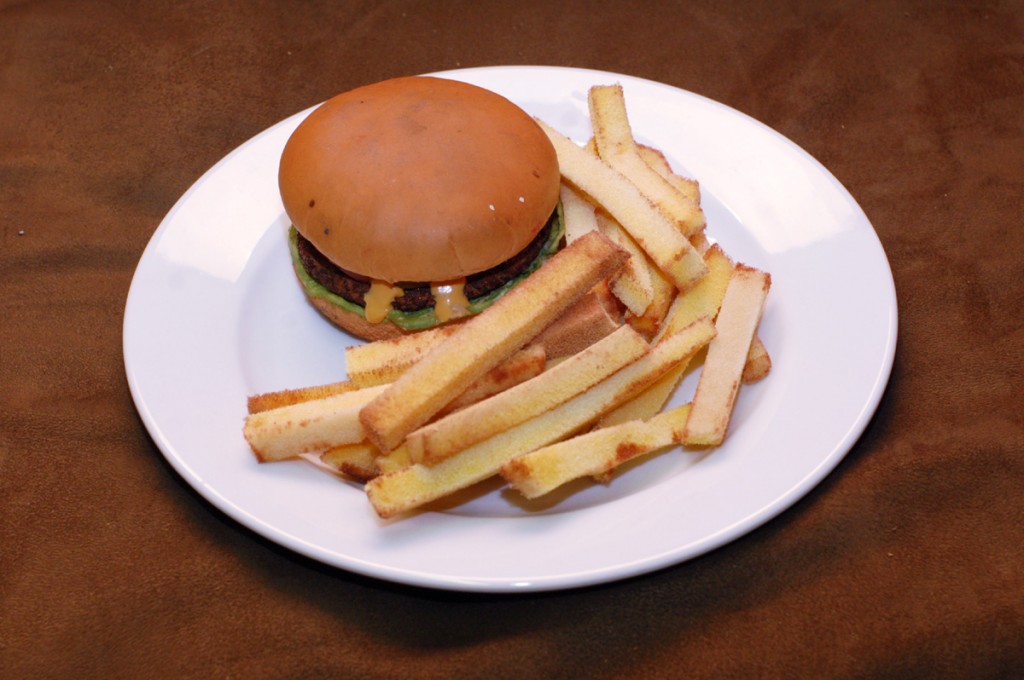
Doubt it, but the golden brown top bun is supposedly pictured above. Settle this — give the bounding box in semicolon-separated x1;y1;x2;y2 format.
279;76;560;283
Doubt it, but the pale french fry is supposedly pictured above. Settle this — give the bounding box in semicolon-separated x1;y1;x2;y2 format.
636;144;702;210
365;317;716;518
597;329;702;428
247;380;359;414
742;336;772;383
683;265;771;446
438;344;547;416
249;346;548;463
591;358;688;485
560;182;599;243
624;258;675;340
635;144;710;256
321;442;379;482
595;211;654;316
589;85;706;237
406;325;650;465
345;325;460;388
243;384;388;462
502;404;692;499
359;231;629;453
536;119;707;291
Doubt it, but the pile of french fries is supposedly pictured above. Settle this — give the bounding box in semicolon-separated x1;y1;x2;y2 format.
243;85;772;519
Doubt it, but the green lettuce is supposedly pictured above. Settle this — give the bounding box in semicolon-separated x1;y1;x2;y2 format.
289;205;565;331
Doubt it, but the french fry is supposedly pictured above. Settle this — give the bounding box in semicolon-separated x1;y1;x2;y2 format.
683;265;771;446
438;344;547;416
365;317;716;518
374;443;411;475
345;325;460;388
597;336;699;429
529;284;624;358
633;143;770;375
560;182;599;243
243;384;388;462
654;244;735;342
589;85;706;237
689;231;712;255
742;336;772;383
652;244;770;382
248;348;548;463
595;211;654;316
321;443;379;482
247;380;358;414
359;230;629;453
345;287;622;387
600;244;734;429
624;259;675;340
502;404;692;499
536;119;707;292
635;144;711;256
636;144;702;212
406;325;650;465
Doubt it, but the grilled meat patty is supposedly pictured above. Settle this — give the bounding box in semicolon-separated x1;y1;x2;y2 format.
295;213;556;313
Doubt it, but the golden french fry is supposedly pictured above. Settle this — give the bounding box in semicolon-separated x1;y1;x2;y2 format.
636;144;702;211
536;119;707;292
595;211;654;316
438;344;547;416
683;265;771;446
321;442;379;482
374;443;411;475
345;325;460;388
589;85;706;237
406;325;650;465
243;384;388;462
502;404;692;499
598;331;701;428
624;259;675;340
654;243;734;342
359;230;629;453
689;231;711;255
560;182;599;243
364;317;715;518
635;144;710;257
247;380;359;414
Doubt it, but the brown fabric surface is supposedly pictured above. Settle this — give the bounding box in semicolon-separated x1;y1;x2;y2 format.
2;0;1022;677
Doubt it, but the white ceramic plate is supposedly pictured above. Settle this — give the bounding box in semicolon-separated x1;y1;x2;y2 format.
124;66;897;593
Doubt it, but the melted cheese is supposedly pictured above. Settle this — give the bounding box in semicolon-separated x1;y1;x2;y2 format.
364;281;404;323
431;280;470;322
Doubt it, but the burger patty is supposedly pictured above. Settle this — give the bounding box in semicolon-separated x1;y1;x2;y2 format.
296;212;557;313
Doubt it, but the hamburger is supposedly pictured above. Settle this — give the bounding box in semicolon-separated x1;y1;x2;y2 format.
279;76;563;341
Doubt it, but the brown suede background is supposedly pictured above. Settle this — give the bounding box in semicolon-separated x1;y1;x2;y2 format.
2;1;1022;678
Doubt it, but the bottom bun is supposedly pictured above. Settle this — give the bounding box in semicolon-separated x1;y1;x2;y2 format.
306;294;412;342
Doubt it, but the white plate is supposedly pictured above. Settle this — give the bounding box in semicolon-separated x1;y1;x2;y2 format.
124;66;897;593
